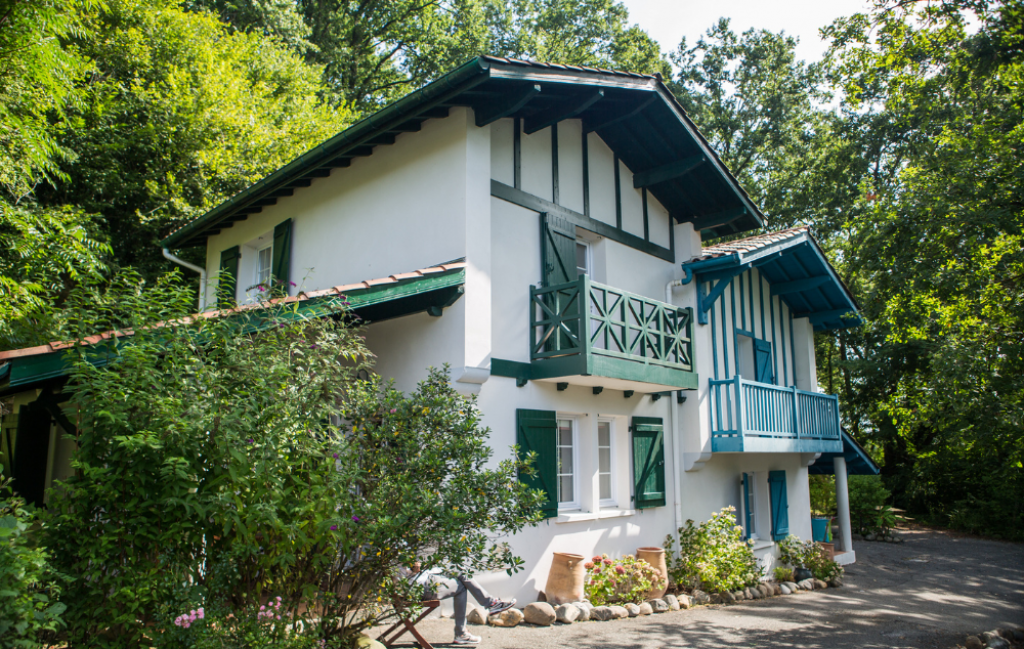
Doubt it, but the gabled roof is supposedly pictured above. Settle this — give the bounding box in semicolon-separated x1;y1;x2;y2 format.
161;55;765;248
681;227;862;331
0;262;465;396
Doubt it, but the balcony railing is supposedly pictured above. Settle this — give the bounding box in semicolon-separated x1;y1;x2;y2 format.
709;376;843;453
529;276;696;389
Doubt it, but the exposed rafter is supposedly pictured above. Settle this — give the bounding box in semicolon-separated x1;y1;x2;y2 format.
690;207;748;231
584;94;657;134
475;84;541;127
771;276;830;296
524;90;604;134
633;155;705;189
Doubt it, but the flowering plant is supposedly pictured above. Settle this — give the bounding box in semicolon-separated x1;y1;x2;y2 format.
583;554;663;605
777;535;843;583
664;506;763;593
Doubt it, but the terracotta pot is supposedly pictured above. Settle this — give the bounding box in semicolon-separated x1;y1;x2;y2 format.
544;552;586;605
636;547;668;599
817;541;835;561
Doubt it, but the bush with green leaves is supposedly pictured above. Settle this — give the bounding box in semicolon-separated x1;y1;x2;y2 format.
849;475;896;536
664;506;762;594
773;566;793;583
43;270;542;647
777;535;843;583
583;554;663;606
0;472;65;647
808;475;836;517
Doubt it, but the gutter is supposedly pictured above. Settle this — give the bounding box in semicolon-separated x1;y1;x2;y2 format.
666;278;685;533
160;57;493;248
163;248;207;311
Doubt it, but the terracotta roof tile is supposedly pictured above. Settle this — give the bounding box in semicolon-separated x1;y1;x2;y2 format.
0;261;466;364
691;227;809;262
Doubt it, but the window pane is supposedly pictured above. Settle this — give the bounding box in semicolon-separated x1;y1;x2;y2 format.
599;474;611;500
559;475;574;503
598;422;610;447
559;447;573;474
558;421;572;446
256;246;272;285
599;447;610;473
576;242;588;275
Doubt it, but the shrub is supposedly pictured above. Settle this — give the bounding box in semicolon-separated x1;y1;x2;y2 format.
664;506;762;594
808;475;836;517
777;535;843;583
773;566;793;582
583;554;662;606
0;472;65;647
849;475;896;535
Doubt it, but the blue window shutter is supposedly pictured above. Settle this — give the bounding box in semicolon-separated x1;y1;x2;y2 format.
742;473;754;538
755;338;774;384
768;470;789;540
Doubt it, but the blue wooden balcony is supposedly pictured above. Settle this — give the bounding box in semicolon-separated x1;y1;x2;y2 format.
709;376;843;453
528;276;699;392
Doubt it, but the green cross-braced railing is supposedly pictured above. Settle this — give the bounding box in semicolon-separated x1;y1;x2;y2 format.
708;376;842;452
530;276;693;371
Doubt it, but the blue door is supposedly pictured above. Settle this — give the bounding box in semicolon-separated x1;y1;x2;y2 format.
754;338;774;384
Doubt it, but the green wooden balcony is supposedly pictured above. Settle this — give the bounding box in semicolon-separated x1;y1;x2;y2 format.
528;276;698;392
709;376;843;453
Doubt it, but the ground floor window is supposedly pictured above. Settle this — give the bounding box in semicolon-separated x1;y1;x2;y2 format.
557;418;578;510
598;419;616;507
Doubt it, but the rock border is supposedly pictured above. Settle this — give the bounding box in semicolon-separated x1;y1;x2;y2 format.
964;628;1024;649
467;577;845;628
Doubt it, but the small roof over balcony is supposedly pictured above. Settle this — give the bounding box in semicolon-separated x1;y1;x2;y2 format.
681;227;862;331
808;429;881;476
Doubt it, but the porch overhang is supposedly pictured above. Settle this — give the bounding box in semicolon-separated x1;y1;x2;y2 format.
681;228;862;331
808;429;881;476
0;263;466;397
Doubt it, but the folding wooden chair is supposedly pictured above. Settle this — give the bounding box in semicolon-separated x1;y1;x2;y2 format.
378;599;440;649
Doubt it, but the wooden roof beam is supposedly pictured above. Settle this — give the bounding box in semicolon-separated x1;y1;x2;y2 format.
633;156;705;188
389;120;422;133
475;84;541;127
690;207;747;231
524;90;604;134
584;94;657;134
771;276;830;296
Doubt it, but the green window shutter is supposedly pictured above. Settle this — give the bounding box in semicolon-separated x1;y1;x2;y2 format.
768;470;789;540
218;245;241;308
755;338;774;384
516;409;558;519
541;212;576;287
271;218;293;291
631;416;665;510
11;400;51;508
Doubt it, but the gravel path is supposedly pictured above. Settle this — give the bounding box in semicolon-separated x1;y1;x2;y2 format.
373;526;1024;648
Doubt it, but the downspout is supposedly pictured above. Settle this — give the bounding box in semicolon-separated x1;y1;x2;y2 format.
666;278;684;533
162;248;206;311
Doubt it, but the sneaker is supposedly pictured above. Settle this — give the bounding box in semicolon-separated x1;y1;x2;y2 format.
487;598;516;615
454;632;482;645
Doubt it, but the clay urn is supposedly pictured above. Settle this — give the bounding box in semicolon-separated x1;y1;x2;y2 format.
544;552;586;605
636;547;668;599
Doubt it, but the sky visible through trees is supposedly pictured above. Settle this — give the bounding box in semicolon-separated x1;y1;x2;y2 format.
0;0;1020;540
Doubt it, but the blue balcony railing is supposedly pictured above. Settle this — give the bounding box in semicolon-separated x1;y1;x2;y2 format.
709;376;843;453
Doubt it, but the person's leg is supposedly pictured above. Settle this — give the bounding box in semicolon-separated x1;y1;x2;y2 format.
425;574;470;637
456;574;496;608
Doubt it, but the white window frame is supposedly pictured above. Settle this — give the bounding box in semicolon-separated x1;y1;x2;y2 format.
742;471;761;541
597;418;617;508
255;244;273;288
556;416;581;511
575;238;591;278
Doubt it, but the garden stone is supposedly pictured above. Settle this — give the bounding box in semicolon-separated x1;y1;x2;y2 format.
678;594;692;609
648;598;669;613
829;577;844;588
609;605;630;619
664;594;680;610
625;603;641;617
692;590;710;605
591;606;614;621
731;590;744;601
572;603;591;622
798;579;815;590
986;638;1010;649
524;602;556;626
467;607;488;625
489;608;524;627
723;591;736;603
555;604;580;624
865;533;876;541
638;602;653;616
998;629;1016;640
759;584;772;597
813;579;828;590
784;581;799;592
965;636;984;649
743;587;754;599
1011;630;1024;642
780;584;792;595
774;583;783;596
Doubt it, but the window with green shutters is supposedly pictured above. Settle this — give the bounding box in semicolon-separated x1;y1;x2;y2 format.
768;470;790;540
516;409;558;519
218;245;240;307
631;416;665;510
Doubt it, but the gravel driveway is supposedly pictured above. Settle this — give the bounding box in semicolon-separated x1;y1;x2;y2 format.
376;526;1024;648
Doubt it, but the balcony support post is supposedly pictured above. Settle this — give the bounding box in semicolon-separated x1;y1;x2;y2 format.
735;376;746;452
834;455;853;554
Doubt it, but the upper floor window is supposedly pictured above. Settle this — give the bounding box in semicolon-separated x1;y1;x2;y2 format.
255;245;273;288
575;239;590;277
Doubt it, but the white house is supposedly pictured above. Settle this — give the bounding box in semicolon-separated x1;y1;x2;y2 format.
0;56;878;603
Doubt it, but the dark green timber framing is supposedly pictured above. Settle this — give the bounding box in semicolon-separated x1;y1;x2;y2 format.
161;56;765;250
0;267;466;396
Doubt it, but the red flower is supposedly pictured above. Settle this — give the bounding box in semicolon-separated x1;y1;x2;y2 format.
603;558;613;566
592;556;602;563
615;565;625;575
584;562;595;570
593;567;601;575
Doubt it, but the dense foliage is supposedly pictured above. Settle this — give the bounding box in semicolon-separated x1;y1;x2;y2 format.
0;473;65;647
42;273;539;647
777;536;843;584
664;507;762;594
583;554;663;606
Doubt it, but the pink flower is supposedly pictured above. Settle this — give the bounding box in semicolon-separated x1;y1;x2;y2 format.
197;608;204;619
389;408;397;413
615;565;625;575
584;562;594;569
603;558;613;566
593;567;601;575
592;556;601;562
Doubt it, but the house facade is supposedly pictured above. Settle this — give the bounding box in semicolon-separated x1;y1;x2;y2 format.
0;56;878;603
